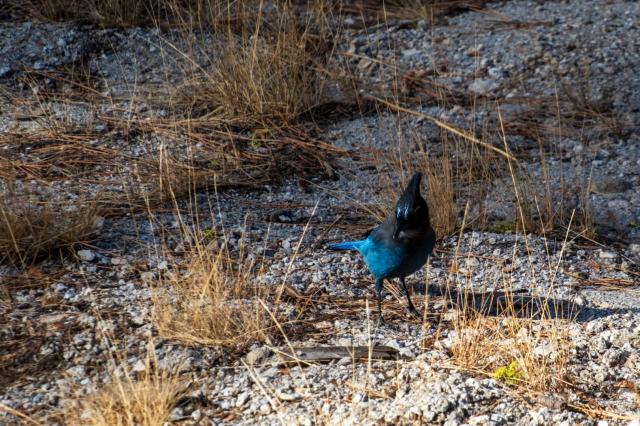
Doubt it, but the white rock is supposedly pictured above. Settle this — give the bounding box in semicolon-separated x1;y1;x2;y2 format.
77;249;96;262
140;272;155;283
402;48;421;57
276;390;300;401
469;79;499;95
236;391;250;407
132;360;146;373
259;403;271;414
598;250;617;260
245;347;270;366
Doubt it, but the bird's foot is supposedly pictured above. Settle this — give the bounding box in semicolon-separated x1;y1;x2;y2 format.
376;316;384;327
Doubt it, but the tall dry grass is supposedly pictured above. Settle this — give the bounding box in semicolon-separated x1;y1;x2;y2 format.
449;299;572;392
444;160;579;394
152;237;275;349
5;0;160;25
173;1;331;132
63;341;185;426
0;187;101;266
369;128;488;240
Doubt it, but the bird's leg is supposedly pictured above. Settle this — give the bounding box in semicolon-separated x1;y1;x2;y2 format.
400;277;421;318
375;278;384;326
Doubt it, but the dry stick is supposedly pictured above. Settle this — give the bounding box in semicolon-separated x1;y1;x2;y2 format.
367;95;515;160
256;298;312;393
0;204;25;267
568;403;636;422
0;402;42;426
240;359;285;426
306;214;343;253
275;201;319;306
497;106;541;304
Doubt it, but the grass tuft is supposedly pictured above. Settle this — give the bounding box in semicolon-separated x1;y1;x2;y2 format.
152;235;275;349
5;0;160;25
64;342;184;426
450;310;571;392
0;188;100;266
176;5;327;131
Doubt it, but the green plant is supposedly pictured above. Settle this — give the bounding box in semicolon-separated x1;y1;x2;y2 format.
493;360;522;385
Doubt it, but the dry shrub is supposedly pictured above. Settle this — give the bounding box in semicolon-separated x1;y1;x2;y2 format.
178;6;326;131
0;189;100;266
152;237;275;349
210;34;319;127
64;345;184;426
5;0;160;25
344;0;487;23
422;149;457;237
450;304;571;392
445;232;575;393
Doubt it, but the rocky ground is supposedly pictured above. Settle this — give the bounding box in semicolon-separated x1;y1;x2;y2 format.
1;0;640;425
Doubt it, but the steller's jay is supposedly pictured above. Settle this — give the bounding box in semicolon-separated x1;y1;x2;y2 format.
328;172;436;324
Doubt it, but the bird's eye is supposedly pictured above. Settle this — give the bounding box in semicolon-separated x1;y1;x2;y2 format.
396;205;410;221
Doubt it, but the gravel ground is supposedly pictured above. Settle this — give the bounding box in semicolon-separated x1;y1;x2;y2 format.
1;0;640;425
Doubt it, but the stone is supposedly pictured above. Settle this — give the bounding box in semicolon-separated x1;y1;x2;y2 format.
0;66;13;78
77;249;96;262
593;177;632;193
245;347;270;366
132;360;146;373
140;271;155;283
469;79;499;94
402;48;421;57
259;402;271;415
236;391;250;407
598;250;618;260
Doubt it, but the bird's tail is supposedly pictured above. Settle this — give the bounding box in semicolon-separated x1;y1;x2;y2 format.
327;240;364;251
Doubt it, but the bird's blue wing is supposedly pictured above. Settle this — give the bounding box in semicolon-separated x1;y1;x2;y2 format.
327;240;365;251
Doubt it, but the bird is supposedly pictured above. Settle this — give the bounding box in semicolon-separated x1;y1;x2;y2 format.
328;172;436;324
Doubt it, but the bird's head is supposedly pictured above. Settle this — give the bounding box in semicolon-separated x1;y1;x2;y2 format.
393;172;430;241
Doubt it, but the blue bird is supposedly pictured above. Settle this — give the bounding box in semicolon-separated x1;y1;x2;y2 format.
328;172;436;324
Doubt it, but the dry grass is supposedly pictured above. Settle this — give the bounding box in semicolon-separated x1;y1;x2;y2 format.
421;145;458;237
365;91;601;239
187;34;319;129
0;187;100;266
64;342;185;426
4;0;160;25
342;0;488;24
10;0;282;28
0;1;628;422
0;0;342;217
444;164;577;393
450;304;572;392
173;2;329;131
152;233;277;349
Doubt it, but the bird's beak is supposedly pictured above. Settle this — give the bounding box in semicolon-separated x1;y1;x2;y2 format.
393;225;400;240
